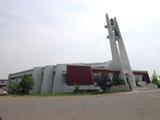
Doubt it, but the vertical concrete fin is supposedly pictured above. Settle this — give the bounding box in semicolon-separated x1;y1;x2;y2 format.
41;66;54;94
52;65;66;93
30;67;43;94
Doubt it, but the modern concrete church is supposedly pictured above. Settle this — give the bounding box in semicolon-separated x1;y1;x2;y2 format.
8;14;152;94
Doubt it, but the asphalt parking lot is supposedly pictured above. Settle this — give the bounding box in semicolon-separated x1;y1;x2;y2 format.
0;89;160;120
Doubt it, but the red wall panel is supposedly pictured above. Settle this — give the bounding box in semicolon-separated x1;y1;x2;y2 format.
67;65;94;85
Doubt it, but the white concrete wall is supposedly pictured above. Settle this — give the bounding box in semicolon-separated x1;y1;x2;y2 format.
52;64;66;93
30;67;43;94
41;66;54;94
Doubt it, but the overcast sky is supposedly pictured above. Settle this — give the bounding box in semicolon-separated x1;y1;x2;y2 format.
0;0;160;78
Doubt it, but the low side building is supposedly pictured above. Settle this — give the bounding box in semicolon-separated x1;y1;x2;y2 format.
0;79;8;90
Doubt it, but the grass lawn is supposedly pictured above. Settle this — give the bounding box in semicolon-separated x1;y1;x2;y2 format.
9;85;129;97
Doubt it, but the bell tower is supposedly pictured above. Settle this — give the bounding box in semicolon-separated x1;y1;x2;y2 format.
104;13;136;90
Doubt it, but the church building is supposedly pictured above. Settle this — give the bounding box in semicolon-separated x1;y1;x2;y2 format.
8;14;152;94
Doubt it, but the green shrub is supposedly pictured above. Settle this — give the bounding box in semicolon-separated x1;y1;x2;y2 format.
112;78;125;85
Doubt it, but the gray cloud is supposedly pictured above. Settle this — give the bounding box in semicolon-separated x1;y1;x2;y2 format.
0;0;160;78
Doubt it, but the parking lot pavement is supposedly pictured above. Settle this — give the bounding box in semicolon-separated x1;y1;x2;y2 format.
0;89;160;120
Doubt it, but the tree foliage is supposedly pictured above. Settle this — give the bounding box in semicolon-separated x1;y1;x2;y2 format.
19;76;34;94
10;80;20;94
73;83;80;94
152;71;160;88
94;74;112;92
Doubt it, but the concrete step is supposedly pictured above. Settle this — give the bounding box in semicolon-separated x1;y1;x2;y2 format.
135;84;158;91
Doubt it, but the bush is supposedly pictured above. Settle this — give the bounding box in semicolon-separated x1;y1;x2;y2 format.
112;78;125;85
153;79;160;88
157;81;160;88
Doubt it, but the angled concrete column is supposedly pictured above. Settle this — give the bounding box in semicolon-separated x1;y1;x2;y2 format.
114;17;136;89
30;67;43;94
41;66;54;94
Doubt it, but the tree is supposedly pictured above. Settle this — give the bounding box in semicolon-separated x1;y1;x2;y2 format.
10;80;20;94
152;70;160;88
19;76;34;95
73;83;80;94
94;74;112;92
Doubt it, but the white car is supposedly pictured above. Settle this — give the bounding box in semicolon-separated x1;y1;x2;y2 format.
0;89;8;96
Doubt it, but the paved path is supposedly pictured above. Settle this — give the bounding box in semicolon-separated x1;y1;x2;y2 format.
0;90;160;120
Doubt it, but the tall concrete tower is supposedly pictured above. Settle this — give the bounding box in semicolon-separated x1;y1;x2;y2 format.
105;13;136;90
